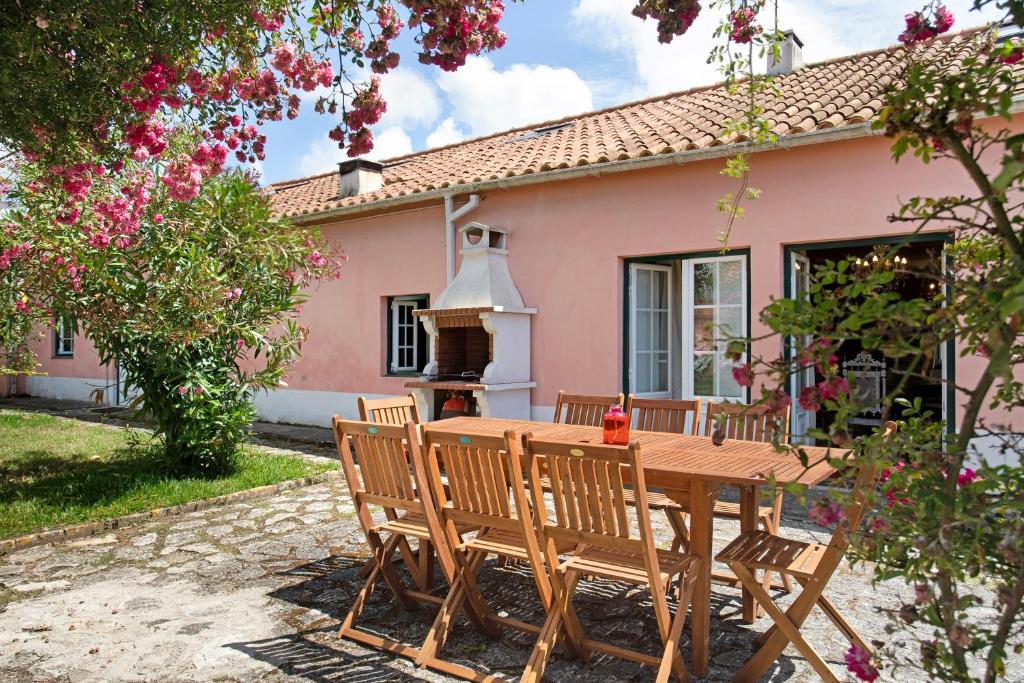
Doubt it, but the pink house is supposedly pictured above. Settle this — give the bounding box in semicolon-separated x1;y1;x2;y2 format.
22;32;1020;457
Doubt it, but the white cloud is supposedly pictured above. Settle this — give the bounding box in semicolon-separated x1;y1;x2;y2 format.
435;56;594;137
295;125;413;174
378;68;442;130
571;0;1006;101
296;136;345;176
365;126;414;161
426;117;467;148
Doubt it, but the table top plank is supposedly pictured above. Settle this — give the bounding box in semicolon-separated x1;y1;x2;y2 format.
428;417;840;488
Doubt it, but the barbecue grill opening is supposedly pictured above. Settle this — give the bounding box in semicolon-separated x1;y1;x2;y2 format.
435;325;491;377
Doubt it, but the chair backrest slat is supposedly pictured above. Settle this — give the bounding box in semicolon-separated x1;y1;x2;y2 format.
422;430;517;522
553;390;624;427
358;394;421;425
626;395;701;435
524;437;651;546
704;401;790;444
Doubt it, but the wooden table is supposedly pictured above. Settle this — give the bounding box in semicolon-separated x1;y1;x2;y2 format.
429;416;840;677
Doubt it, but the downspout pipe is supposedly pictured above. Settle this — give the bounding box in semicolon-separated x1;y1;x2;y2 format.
444;193;480;284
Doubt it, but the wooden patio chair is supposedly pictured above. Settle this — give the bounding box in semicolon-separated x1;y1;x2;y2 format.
331;418;485;661
626;396;702;435
623;396;703;553
358;394;421;425
416;428;579;681
552;390;624;427
716;421;896;683
520;436;701;683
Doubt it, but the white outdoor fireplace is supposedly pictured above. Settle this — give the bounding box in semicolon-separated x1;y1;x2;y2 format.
406;222;536;419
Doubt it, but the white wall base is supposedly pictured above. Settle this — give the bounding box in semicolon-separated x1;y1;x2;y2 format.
24;376;109;403
253;388;397;427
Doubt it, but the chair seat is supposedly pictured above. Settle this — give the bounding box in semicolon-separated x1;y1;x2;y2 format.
558;545;698;585
458;527;575;562
715;529;829;579
374;512;473;540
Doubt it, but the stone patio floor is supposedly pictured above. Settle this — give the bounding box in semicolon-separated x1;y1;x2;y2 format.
0;440;1016;682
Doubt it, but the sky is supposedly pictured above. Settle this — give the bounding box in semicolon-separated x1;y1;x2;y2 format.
255;0;1006;185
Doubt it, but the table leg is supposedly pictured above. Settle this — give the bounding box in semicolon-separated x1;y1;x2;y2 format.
740;484;758;623
683;480;716;677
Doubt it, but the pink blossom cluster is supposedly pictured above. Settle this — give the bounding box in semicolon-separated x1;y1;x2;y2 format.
161;142;227;201
404;0;507;72
0;242;31;271
125;118;168;161
844;645;879;682
631;0;702;44
797;376;850;412
898;6;954;46
224;287;243;301
277;51;334;92
731;363;755;387
251;9;285;32
57;163;97;201
807;497;845;527
729;7;761;44
329;77;387;157
881;462;912;507
122;59;181;115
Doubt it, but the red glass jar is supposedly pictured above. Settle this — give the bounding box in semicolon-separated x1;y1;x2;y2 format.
602;405;629;445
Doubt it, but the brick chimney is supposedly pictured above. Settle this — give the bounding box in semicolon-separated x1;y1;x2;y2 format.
768;30;803;76
337;158;383;198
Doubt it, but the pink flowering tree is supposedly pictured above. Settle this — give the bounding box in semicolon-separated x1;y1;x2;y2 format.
2;134;343;474
635;1;1024;681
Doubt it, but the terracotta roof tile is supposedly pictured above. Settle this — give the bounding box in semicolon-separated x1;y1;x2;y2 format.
269;30;993;220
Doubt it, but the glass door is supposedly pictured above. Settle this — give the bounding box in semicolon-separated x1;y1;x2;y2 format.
789;250;815;443
682;256;747;400
629;263;672;398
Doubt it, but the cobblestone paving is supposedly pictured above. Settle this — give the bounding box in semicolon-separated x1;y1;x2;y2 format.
0;472;1012;683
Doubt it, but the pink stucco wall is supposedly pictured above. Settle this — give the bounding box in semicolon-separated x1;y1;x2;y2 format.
28;324;105;379
27;129;1019;429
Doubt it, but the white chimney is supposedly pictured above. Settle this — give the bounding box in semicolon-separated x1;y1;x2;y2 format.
768;30;803;76
433;222;529;312
338;159;384;198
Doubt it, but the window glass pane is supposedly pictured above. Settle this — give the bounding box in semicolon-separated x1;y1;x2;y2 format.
637;269;651;308
720;259;743;304
693;308;715;351
717;354;742;397
655;354;669;393
655;308;668;350
637;310;652;352
693;353;715;396
653;270;668;309
718;305;743;342
637;353;652;393
694;263;715;305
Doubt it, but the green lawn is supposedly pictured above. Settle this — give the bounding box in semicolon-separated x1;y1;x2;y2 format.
0;409;336;539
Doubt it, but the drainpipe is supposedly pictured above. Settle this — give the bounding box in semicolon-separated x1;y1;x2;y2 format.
444;193;480;284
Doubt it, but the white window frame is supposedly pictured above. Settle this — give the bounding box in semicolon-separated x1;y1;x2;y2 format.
789;251;816;443
629;263;673;398
681;255;748;401
54;315;74;357
390;297;422;373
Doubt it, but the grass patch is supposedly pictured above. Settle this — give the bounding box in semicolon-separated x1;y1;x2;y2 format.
0;409;336;539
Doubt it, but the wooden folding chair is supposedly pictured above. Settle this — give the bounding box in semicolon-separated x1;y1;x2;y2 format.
626;396;702;435
332;418;485;660
521;436;701;683
416;428;579;681
623;396;703;553
716;422;896;683
358;394;421;425
553;390;624;427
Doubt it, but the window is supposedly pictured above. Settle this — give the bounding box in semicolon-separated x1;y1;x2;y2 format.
629;264;672;397
388;295;428;374
684;257;747;400
627;253;748;401
54;314;74;357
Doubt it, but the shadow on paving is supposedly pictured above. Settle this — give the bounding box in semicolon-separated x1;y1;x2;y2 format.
231;553;819;681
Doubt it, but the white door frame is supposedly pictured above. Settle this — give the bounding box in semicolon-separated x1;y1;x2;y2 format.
789;250;815;443
629;262;673;398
